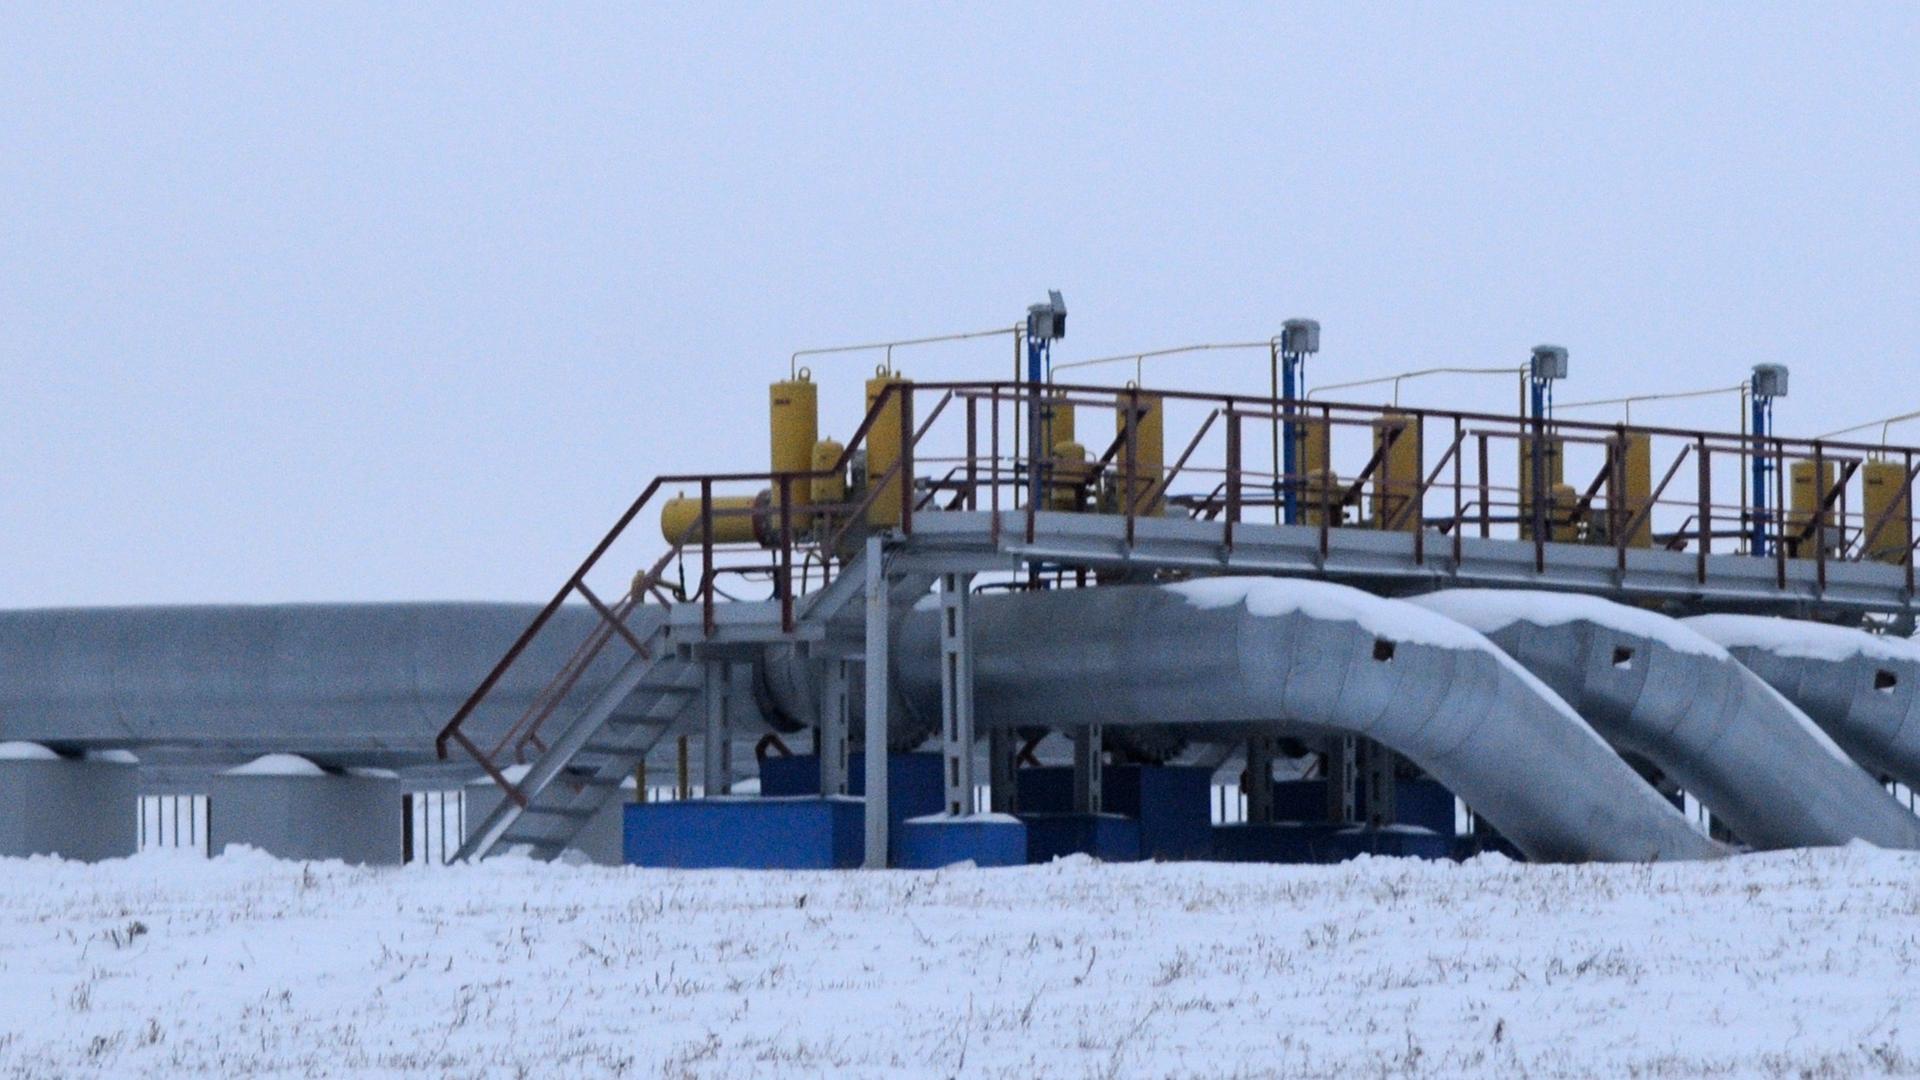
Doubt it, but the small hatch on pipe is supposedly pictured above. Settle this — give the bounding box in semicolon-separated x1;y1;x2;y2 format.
1612;646;1635;669
1372;639;1396;662
1875;669;1898;692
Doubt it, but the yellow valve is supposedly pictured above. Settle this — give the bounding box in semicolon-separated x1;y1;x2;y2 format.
810;438;846;506
1049;441;1092;511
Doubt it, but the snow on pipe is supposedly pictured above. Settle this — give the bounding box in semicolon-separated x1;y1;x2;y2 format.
0;603;675;766
1684;614;1920;789
890;578;1724;863
1411;591;1920;851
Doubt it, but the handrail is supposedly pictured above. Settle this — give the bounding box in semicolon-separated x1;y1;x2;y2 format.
441;374;1920;777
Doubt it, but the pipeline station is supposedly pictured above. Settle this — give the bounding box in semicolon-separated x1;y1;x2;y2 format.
9;294;1920;869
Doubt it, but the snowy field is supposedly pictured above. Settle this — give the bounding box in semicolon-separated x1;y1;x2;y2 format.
1;848;1917;1078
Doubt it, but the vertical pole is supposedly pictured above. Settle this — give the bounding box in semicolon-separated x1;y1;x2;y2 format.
1244;736;1275;825
1362;741;1396;828
1750;395;1770;556
898;387;914;535
702;661;731;797
1271;344;1284;525
988;727;1016;814
1477;434;1491;538
1326;737;1357;825
1224;405;1241;552
1280;347;1299;525
862;536;891;868
938;572;977;816
1072;724;1103;814
820;658;851;796
1026;336;1046;514
1452;415;1465;566
1530;379;1547;572
675;735;690;800
1697;439;1711;584
1813;441;1828;595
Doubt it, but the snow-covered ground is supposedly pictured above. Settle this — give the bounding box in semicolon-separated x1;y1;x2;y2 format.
2;847;1918;1078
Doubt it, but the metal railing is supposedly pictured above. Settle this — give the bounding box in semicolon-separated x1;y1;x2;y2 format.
436;378;1920;784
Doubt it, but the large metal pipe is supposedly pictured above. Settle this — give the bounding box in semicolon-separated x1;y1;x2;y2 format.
891;578;1722;863
1684;614;1920;788
1412;591;1920;850
0;603;643;767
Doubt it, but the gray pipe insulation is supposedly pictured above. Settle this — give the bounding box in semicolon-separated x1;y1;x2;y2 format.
890;578;1722;863
1684;614;1920;789
0;603;648;767
1411;591;1920;851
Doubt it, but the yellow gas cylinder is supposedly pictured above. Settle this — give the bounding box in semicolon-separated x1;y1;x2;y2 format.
1862;459;1913;564
865;369;908;527
770;372;818;520
810;438;846;506
1790;460;1840;557
1369;412;1422;531
1042;390;1075;451
1049;441;1091;511
1114;388;1164;514
1619;432;1653;548
1519;435;1565;540
659;492;765;546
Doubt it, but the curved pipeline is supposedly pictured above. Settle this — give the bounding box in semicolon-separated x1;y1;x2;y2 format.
1684;614;1920;788
889;578;1722;863
1411;591;1920;850
0;603;647;766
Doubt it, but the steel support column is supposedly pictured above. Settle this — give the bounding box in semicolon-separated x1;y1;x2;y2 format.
701;661;731;796
1072;724;1103;814
819;658;851;797
862;536;891;868
1326;736;1358;824
988;726;1016;813
938;571;977;816
1361;739;1397;828
1244;735;1275;824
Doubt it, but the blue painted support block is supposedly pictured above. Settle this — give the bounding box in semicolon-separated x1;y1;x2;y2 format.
1020;813;1141;863
1269;777;1457;834
1017;765;1214;861
760;752;945;862
1212;822;1342;863
623;797;863;869
1211;822;1452;863
895;815;1027;869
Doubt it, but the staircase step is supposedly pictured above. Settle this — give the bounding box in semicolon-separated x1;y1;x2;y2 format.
523;805;596;820
560;772;625;789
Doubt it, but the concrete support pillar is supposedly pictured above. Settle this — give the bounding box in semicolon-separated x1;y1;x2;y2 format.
1244;735;1276;824
988;727;1016;814
819;658;852;797
702;661;732;797
209;755;402;865
938;571;977;816
862;536;891;868
0;744;138;861
1072;724;1104;814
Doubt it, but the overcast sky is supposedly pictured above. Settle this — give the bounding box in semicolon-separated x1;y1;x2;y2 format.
4;5;1917;608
